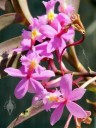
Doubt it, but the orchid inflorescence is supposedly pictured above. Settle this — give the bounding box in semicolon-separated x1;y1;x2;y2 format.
2;0;93;127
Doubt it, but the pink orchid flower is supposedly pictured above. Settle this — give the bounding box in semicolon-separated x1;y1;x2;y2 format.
50;74;87;126
40;18;74;54
32;89;61;111
4;51;55;99
20;50;43;72
22;18;44;46
4;66;55;99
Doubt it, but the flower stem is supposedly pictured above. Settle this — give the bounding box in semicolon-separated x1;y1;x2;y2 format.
60;34;85;75
80;76;96;89
64;114;72;128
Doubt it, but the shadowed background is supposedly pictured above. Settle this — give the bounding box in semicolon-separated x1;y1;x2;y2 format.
0;0;96;127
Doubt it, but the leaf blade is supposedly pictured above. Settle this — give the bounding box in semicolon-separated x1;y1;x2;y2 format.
0;13;25;30
0;36;22;79
7;101;44;128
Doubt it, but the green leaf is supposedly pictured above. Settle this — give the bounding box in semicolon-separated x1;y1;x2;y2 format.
7;101;44;128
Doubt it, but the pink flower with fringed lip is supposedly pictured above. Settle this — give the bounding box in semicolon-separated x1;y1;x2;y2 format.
4;66;55;99
4;51;55;99
32;74;87;126
20;50;42;72
50;74;87;126
22;18;45;47
40;18;74;54
32;88;61;111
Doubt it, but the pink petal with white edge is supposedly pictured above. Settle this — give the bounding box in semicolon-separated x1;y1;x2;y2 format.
60;74;72;97
40;25;57;38
66;101;87;118
14;79;29;99
50;103;64;126
68;88;86;101
4;68;26;78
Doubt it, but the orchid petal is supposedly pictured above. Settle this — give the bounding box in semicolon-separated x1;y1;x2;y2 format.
66;101;87;118
35;65;45;74
51;18;61;32
21;39;31;49
60;74;72;97
4;68;26;78
30;79;44;94
22;29;30;39
40;25;57;38
14;79;29;99
32;70;55;80
58;38;66;54
68;88;86;101
50;103;64;126
35;42;53;59
47;39;56;53
20;55;30;66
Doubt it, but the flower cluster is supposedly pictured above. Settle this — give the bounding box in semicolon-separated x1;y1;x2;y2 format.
4;0;88;126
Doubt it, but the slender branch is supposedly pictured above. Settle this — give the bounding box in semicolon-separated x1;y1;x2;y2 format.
64;114;72;128
80;76;96;89
61;34;85;74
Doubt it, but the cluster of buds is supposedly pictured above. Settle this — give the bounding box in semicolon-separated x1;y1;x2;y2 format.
4;0;91;127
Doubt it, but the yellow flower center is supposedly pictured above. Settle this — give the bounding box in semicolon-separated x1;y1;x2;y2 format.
29;60;38;70
47;11;55;22
47;95;58;102
31;29;40;40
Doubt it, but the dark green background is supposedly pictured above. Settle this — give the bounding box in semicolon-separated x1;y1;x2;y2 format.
0;0;96;127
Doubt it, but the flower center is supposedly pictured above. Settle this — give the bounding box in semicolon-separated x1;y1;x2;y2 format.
31;29;40;40
29;60;38;71
47;11;55;22
27;60;38;79
56;25;70;37
47;95;58;103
